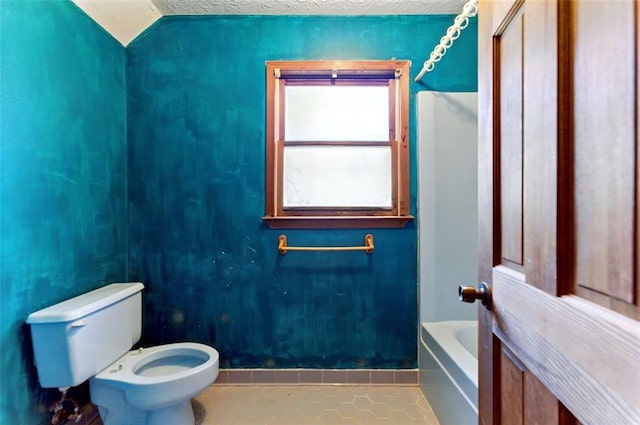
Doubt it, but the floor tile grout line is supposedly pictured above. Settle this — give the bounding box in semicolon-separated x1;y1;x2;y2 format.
194;385;440;425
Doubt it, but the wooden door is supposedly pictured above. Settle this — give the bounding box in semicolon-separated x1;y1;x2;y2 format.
477;0;640;424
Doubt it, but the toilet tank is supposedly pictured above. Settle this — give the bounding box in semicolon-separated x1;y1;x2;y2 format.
26;282;144;388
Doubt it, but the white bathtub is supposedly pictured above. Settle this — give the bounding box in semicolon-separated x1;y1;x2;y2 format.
419;321;478;424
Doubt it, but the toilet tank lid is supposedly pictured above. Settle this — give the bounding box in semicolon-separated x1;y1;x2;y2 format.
26;282;144;324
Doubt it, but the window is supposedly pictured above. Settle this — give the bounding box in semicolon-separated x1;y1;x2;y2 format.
263;60;413;229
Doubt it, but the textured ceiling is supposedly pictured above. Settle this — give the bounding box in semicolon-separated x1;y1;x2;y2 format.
152;0;469;16
72;0;469;46
72;0;162;46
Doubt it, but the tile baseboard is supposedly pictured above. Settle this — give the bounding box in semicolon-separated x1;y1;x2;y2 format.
213;368;418;386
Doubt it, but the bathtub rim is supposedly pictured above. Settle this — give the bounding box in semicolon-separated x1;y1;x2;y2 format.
420;320;478;388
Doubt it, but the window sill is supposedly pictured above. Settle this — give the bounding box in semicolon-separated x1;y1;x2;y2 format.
262;215;414;229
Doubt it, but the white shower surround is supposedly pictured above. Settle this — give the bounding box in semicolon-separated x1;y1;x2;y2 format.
72;0;468;46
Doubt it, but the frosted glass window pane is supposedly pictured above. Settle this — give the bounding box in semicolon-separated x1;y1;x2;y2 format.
283;146;392;208
284;86;389;141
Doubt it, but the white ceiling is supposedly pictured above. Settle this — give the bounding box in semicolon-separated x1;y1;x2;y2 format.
153;0;469;16
72;0;162;46
72;0;469;46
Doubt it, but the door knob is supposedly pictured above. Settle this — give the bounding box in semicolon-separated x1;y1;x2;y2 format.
458;282;491;305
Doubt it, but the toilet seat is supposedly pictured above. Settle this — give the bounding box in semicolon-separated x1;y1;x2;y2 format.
91;342;219;410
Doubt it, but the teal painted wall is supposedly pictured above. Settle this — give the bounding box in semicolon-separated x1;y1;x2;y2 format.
126;15;477;369
0;5;476;422
0;1;127;423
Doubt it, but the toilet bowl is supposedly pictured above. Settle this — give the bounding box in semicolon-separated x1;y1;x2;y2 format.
91;342;219;425
26;283;219;425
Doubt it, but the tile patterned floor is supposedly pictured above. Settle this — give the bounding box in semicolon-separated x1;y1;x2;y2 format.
193;385;440;425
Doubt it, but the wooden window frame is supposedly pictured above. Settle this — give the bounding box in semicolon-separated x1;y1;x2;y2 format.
262;60;413;229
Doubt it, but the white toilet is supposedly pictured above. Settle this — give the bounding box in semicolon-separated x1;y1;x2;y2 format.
26;282;219;425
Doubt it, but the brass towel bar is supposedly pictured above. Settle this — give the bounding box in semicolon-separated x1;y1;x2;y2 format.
278;234;374;255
